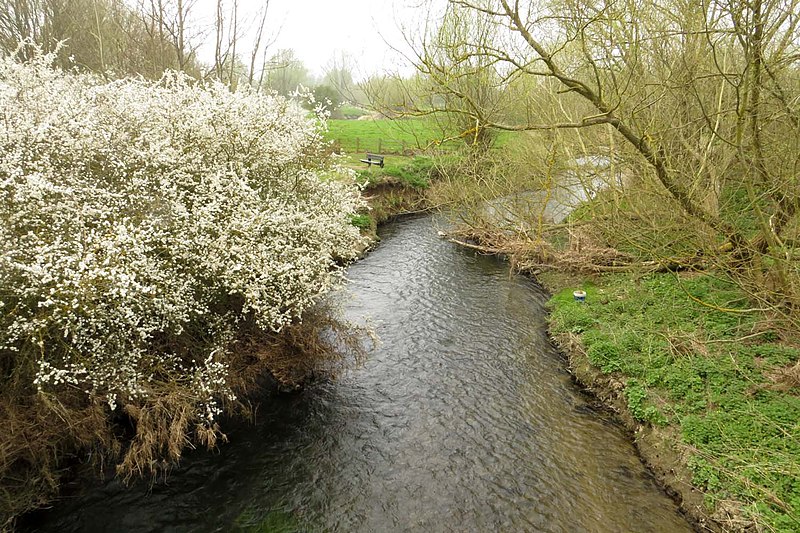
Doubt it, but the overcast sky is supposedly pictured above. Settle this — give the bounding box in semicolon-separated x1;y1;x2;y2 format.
191;0;432;80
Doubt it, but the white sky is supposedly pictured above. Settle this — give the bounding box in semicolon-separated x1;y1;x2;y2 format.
191;0;431;80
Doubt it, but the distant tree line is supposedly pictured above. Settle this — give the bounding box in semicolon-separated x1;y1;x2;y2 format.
0;0;202;77
0;0;367;115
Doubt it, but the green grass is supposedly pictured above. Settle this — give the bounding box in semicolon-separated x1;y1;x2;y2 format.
349;213;373;229
354;155;440;190
325;118;450;154
342;152;414;170
325;118;515;155
548;273;800;531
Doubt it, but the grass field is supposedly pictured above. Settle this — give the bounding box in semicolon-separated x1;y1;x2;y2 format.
325;118;449;154
324;118;514;155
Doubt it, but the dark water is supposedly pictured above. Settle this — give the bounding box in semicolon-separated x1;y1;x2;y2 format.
25;216;692;532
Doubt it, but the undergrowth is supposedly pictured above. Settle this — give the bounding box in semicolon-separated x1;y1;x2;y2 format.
548;273;800;531
350;213;373;230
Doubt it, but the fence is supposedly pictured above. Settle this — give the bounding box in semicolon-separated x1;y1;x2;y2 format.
333;137;460;156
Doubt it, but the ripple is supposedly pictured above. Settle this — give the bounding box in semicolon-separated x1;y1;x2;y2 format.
25;216;692;533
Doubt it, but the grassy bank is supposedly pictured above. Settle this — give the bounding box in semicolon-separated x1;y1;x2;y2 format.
349;156;440;247
545;272;800;531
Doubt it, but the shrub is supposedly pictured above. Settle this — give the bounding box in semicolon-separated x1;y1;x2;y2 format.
0;46;366;520
586;340;623;373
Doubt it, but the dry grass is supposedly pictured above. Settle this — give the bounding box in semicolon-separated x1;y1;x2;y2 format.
118;392;198;480
0;391;117;528
767;360;800;394
0;303;370;529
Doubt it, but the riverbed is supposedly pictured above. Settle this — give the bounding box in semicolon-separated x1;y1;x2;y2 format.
25;215;692;532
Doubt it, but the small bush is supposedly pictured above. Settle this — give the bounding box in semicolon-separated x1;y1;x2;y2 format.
624;379;667;425
586;340;623;373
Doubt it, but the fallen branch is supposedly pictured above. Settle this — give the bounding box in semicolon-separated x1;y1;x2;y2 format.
446;237;505;254
447;234;708;275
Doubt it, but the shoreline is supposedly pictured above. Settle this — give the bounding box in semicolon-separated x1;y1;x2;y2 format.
548;329;715;532
531;270;717;531
390;211;717;530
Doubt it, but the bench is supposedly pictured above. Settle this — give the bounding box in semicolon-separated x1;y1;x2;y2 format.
360;153;385;168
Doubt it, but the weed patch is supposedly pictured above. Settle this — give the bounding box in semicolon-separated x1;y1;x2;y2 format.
350;213;373;230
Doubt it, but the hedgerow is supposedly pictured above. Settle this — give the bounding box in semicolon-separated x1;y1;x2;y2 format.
0;46;365;523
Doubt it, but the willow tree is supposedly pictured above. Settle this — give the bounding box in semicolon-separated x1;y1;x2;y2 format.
414;0;800;310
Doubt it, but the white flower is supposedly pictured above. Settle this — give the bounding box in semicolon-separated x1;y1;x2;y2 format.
0;50;365;422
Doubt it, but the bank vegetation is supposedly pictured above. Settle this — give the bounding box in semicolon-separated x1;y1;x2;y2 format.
0;46;368;527
366;0;800;529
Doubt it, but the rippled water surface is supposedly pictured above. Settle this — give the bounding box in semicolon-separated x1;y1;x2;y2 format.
26;216;692;532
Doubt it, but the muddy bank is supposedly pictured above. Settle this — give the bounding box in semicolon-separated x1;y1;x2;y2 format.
549;330;717;532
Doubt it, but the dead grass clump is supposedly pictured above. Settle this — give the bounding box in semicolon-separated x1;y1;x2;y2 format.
447;225;638;275
0;391;117;529
118;392;201;480
665;332;711;359
0;302;371;528
232;302;373;391
767;360;800;394
710;499;760;532
113;302;372;484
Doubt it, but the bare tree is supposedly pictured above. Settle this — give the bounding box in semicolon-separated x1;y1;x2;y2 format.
407;0;800;311
247;1;270;87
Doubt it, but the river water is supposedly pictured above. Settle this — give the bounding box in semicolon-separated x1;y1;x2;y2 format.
25;216;692;532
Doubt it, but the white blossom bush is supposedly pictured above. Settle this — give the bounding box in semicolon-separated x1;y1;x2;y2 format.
0;48;365;429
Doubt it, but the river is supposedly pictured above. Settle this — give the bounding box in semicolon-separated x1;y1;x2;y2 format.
24;215;692;532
